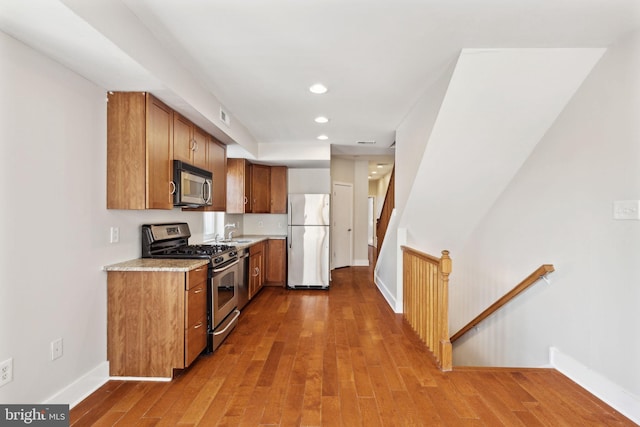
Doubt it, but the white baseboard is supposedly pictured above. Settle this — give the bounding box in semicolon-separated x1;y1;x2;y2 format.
44;362;109;409
109;376;172;382
353;258;369;267
550;347;640;424
374;272;398;312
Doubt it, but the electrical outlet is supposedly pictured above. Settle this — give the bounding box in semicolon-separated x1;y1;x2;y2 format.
110;227;119;243
51;338;63;361
258;221;263;228
0;358;13;387
613;200;640;220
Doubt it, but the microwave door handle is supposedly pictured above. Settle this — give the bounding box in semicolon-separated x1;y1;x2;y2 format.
206;180;212;203
202;181;211;204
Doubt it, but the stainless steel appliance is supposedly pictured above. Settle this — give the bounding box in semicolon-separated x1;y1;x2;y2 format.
141;223;239;352
236;247;250;310
173;160;212;207
287;193;331;289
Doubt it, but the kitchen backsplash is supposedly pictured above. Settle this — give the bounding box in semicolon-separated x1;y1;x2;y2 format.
242;213;287;235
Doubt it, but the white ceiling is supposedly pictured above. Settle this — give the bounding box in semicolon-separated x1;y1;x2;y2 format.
1;0;639;167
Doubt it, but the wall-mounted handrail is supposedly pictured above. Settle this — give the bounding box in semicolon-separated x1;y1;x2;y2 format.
450;264;555;343
376;167;395;254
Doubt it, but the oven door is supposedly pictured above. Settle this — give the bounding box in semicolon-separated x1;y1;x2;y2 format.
211;259;239;328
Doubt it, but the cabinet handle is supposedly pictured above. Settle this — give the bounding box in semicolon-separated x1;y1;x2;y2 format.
195;267;205;272
194;287;204;294
244;196;248;205
190;139;197;151
252;267;260;277
194;322;203;329
169;181;176;195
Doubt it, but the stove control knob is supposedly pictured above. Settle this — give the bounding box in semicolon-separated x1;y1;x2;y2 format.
214;256;224;264
229;251;237;257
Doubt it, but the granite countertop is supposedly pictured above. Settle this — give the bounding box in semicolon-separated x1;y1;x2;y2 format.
104;258;210;272
203;234;286;249
104;235;286;272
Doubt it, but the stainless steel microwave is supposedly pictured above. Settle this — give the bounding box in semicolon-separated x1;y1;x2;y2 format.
173;160;212;207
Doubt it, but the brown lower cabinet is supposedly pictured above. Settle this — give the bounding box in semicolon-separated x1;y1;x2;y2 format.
248;241;265;299
107;266;208;378
265;239;286;286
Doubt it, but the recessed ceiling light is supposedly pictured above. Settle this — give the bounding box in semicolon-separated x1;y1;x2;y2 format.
377;164;383;168
368;176;372;179
317;134;329;140
372;171;377;174
309;83;328;94
314;116;329;123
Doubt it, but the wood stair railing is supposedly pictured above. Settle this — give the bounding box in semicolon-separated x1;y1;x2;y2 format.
450;264;555;343
376;167;395;254
402;246;452;371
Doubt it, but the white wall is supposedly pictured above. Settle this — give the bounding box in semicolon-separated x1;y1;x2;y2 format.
0;32;207;405
450;30;640;417
288;168;331;194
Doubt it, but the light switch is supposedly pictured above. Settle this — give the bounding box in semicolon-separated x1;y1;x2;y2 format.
613;200;640;220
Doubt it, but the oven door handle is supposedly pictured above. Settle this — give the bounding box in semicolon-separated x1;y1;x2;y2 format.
213;310;241;336
212;259;239;273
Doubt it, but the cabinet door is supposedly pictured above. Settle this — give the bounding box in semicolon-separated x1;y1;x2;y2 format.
173;113;194;164
266;239;286;286
270;166;287;213
244;160;252;212
192;126;208;170
185;267;207;366
107;92;147;209
146;95;174;209
251;164;271;213
208;138;227;211
249;251;263;299
226;158;246;214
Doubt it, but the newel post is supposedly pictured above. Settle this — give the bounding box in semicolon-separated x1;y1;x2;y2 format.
439;250;452;371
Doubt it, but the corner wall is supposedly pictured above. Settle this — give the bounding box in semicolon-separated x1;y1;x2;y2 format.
0;31;206;405
450;30;640;420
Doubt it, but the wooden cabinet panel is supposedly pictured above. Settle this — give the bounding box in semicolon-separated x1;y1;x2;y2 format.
192;126;209;170
107;271;184;377
249;241;265;299
107;92;173;209
265;239;286;286
208;137;227;211
226;158;251;213
270;166;287;213
107;267;208;378
251;164;271;213
173;113;194;164
184;267;207;366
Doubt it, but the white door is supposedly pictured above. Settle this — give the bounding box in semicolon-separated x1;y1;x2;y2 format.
332;182;353;269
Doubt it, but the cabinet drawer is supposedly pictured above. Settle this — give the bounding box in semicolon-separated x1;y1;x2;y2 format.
186;283;207;327
187;266;208;290
185;316;207;366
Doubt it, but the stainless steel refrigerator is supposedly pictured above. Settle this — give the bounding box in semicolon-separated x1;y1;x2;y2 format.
287;193;330;289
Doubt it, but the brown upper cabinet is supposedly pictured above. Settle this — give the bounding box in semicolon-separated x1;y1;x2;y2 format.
107;92;174;209
108;91;227;211
270;166;288;214
251;164;271;213
207;137;227;212
173;113;207;170
226;158;252;214
226;160;287;214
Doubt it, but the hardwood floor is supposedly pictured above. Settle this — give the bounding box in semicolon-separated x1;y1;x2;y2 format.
71;253;635;426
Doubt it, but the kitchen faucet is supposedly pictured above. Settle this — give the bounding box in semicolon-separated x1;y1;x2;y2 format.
224;223;236;240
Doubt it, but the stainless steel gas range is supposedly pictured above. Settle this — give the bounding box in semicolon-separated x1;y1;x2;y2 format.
142;223;240;352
